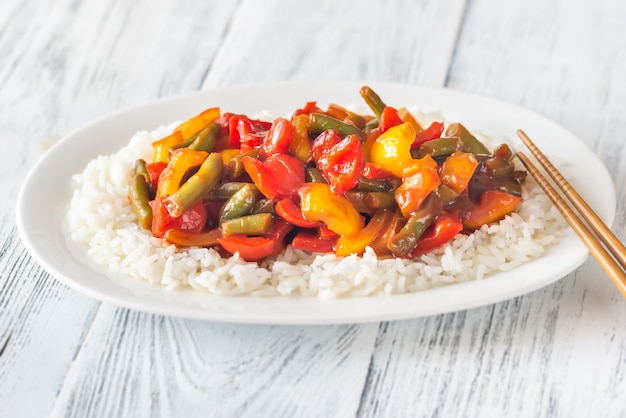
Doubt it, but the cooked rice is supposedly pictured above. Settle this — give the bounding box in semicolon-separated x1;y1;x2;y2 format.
65;119;568;299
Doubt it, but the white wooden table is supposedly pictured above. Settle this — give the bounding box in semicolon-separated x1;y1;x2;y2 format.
2;0;625;416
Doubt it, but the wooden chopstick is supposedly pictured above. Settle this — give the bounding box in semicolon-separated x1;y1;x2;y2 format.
515;130;626;297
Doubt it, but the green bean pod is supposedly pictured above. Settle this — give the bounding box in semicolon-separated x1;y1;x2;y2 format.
365;192;396;210
308;113;365;140
445;123;490;155
165;153;223;217
386;193;442;256
188;122;220;152
221;213;274;236
207;182;258;200
356;176;391;192
227;149;259;179
249;199;275;214
415;137;463;159
220;183;260;222
359;85;386;118
129;174;153;230
305;167;328;183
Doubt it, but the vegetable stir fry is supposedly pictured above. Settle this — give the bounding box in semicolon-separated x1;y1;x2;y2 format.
129;86;527;261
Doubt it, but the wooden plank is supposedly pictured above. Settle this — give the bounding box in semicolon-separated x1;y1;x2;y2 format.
0;0;238;416
202;0;467;88
358;0;626;416
41;0;468;416
51;305;379;417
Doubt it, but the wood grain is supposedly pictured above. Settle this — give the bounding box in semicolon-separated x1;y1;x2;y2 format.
1;0;625;416
360;0;626;416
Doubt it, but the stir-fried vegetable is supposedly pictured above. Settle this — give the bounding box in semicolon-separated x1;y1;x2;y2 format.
129;86;527;261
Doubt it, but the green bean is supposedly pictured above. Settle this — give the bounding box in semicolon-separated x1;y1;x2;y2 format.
359;85;386;118
221;213;274;236
129;174;153;230
387;193;442;256
365;192;396;210
345;191;375;214
227;149;259;179
308;113;365;140
207;182;257;200
356;176;391;192
305;167;328;183
437;183;460;204
165;153;223;217
414;137;463;159
249;199;275;214
445;123;490;155
220;183;260;222
134;159;150;183
188;122;220;152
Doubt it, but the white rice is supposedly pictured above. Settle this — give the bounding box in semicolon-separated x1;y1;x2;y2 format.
65;120;568;299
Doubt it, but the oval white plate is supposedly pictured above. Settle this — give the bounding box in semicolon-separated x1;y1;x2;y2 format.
16;81;616;324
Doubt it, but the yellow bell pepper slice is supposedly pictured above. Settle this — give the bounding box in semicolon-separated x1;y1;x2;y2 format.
299;183;362;237
289;114;312;163
369;122;416;177
335;210;394;256
152;131;185;163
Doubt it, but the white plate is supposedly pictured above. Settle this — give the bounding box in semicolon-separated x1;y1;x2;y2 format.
16;81;616;324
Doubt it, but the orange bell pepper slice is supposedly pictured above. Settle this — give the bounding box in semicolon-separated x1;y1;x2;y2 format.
152;131;185;163
439;152;479;193
394;155;441;217
174;107;221;140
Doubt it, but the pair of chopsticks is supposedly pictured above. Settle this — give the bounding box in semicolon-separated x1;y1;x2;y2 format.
515;130;626;297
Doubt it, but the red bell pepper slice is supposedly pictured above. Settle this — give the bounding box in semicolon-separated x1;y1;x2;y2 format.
411;121;444;148
146;161;167;192
291;231;338;253
409;215;463;256
225;115;273;150
362;162;394;180
260;117;296;158
242;153;305;199
150;196;207;238
312;131;364;194
217;219;293;261
378;106;403;133
292;101;324;117
275;197;319;228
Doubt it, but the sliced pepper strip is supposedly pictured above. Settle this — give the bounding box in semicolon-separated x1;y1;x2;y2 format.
217;219;293;261
369;122;417;177
462;190;522;229
439;152;479;193
152;131;185;163
156;148;209;197
394;155;441;217
174;107;221;140
242;154;305;199
409;215;463;256
298;183;363;237
275;197;319;228
336;210;394;256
